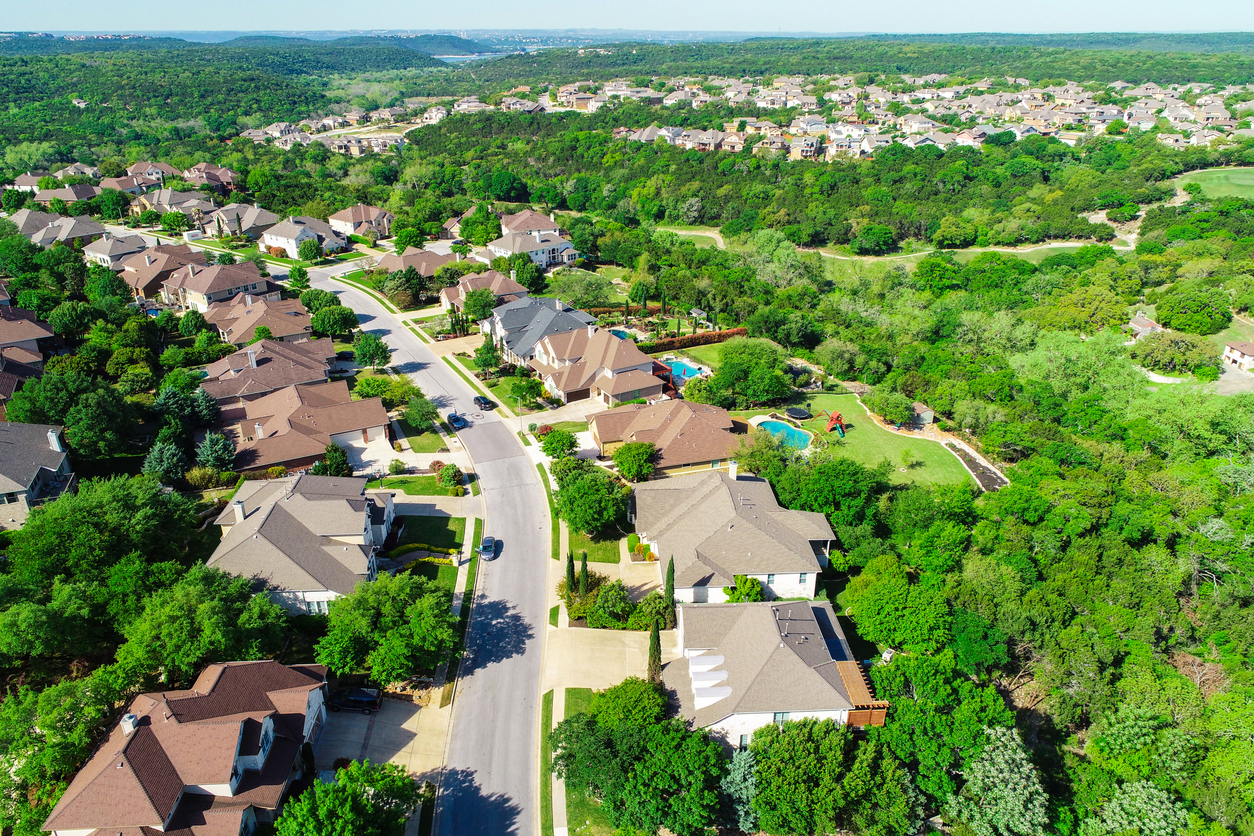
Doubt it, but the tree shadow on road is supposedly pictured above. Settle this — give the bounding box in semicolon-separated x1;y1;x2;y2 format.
461;596;534;675
393;358;431;376
436;766;523;834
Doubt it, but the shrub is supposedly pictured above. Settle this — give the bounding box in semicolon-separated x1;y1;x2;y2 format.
184;466;220;490
625;590;672;631
535;424;554;437
556;570;609;620
587;579;636;629
437;463;463;487
429;460;445;474
266;466;288;479
389;459;407;475
636;327;748;355
627;533;639;553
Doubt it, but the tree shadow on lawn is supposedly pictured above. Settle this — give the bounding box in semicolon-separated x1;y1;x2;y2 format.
436;766;524;835
460;596;535;675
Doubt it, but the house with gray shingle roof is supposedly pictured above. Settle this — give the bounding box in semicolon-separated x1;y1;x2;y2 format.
208;473;392;613
0;422;74;527
662;601;887;751
633;470;833;602
83;233;146;269
482;295;597;365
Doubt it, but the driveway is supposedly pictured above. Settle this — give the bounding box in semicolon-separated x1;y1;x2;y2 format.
306;262;549;836
313;697;448;781
342;435;401;477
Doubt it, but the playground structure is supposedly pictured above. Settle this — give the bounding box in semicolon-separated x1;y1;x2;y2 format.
820;410;846;437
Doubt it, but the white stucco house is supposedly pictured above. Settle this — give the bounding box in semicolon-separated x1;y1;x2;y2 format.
632;469;834;602
662;601;888;751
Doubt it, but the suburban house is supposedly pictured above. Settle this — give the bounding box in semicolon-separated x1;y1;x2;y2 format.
0;423;75;527
376;246;458;277
54;162;101;179
83;233;147;269
661;601;888;751
118;243;208;300
162;261;282;312
0;345;43;420
10;208;105;248
482;296;597;364
205;294;313;346
0;305;54;356
100;174;159;194
328;204;395;238
182;162;240;191
33;183;101;206
500;209;564;236
261;216;348;258
130;188;215;218
201;338;335;405
1223;341;1254;371
633;470;834;602
529;325;665;405
591;400;742;476
486;230;579;269
207;474;393;613
202;203;281;239
12;171;50;192
439;269;529;312
41;660;328;836
223;380;389;473
1128;310;1165;340
126;160;179;181
8;207;60;237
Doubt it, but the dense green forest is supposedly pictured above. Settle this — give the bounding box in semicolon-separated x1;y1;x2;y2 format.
0;32;494;56
862;31;1254;55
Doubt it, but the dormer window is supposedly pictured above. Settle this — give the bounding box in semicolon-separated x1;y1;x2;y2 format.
259;726;273;759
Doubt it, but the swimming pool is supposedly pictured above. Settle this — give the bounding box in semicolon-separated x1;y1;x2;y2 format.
668;359;703;383
758;419;813;450
609;329;632;340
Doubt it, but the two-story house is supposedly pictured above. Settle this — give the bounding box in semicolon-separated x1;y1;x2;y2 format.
42;660;328;836
481;296;597;365
205;293;313;347
486;230;579;269
208;474;394;614
261;217;347;259
200;338;336;405
328;204;395;239
633;469;834;602
529;324;664;405
161;261;282;312
0;423;75;528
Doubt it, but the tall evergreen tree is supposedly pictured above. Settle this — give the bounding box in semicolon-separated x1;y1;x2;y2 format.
579;551;588;596
665;556;676;628
648;619;662;683
566;550;576;592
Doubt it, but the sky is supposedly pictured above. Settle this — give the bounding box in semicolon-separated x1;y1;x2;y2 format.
10;0;1254;37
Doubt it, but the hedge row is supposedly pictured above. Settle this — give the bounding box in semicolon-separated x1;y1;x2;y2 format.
589;303;664;316
637;327;748;355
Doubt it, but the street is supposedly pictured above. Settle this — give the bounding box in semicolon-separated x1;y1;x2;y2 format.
305;264;548;836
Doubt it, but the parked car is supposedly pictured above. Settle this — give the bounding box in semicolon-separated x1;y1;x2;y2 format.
473;395;494;410
329;687;383;715
447;412;468;430
477;535;497;559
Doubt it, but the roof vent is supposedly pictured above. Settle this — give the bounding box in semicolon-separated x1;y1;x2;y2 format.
120;713;139;736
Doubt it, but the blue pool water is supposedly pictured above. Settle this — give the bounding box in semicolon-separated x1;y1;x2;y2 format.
609;329;632;340
668;359;703;383
758;419;813;450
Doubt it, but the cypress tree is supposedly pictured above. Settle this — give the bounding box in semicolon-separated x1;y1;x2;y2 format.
648;619;662;683
665;556;676;629
566;550;576;594
579;551;588;596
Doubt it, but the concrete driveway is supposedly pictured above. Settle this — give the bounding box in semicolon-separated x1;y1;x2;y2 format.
343;435;400;477
314;697;449;782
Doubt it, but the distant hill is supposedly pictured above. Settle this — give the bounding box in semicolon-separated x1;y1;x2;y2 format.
339;34;500;55
0;32;496;58
857;32;1254;56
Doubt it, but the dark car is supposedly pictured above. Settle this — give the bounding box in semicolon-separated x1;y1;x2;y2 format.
477;535;497;559
329;687;383;715
447;412;468;430
473;395;495;411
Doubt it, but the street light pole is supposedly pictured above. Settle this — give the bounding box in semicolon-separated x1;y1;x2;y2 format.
519;395;523;436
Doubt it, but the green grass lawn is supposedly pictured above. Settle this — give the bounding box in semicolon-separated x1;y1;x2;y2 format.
397;515;466;552
547;421;588;433
396;417;448;453
1177;167;1254;199
407;560;459;593
738;392;971;487
541;690;555;836
568;526;621;564
597;266;629;281
564;688;615;836
367;475;448;495
1209;317;1254;353
549;605;559;627
538;464;559;561
675;343;725;371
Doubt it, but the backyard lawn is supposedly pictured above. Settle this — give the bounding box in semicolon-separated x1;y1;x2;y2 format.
564;687;615;836
1209;317;1254;354
674;342;725;371
397;515;466;552
568;525;622;564
738;392;971;487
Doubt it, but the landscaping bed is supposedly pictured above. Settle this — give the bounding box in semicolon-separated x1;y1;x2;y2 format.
945;443;1008;492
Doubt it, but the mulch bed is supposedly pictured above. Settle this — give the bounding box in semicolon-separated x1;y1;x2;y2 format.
946;443;1008;492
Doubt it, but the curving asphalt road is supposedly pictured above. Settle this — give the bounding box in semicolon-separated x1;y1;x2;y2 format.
307;265;548;836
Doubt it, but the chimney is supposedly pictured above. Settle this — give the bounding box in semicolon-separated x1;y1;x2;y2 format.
248;350;257;368
120;713;139;736
254;422;264;438
550;212;555;222
587;324;596;337
510;269;516;281
245;294;252;305
533;229;542;243
47;429;62;453
232;499;245;523
144;254;152;266
728;460;739;480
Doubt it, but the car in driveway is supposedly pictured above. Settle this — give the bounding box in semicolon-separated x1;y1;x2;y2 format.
328;687;383;715
473;395;494;411
477;535;497;559
447;412;468;430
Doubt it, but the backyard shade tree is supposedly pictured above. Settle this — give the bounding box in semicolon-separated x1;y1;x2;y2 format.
275;760;422;836
944;726;1049;836
723;574;764;603
247;325;273;345
178;309;208;336
612;441;656;482
1154;284;1233;335
141;442;188;485
315;573;460;685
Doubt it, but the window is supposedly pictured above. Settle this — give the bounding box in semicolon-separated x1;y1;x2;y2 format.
739;734;749;751
766;574;775;585
711;459;721;469
773;712;790;726
799;573;807;585
259;726;273;758
305;599;329;615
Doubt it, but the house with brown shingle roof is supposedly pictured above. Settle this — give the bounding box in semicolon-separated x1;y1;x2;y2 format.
376;246;458;277
632;470;833;602
118;243;208;301
42;659;328;835
500;209;563;236
328;204;395;238
591;400;742;476
222;380;389;473
205;294;313;347
529;325;664;406
207;474;392;612
661;601;887;751
439;269;529;312
0;305;54;355
126;160;179;181
1223;341;1254;372
201;338;335;405
162;261;281;312
183;162;240;191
